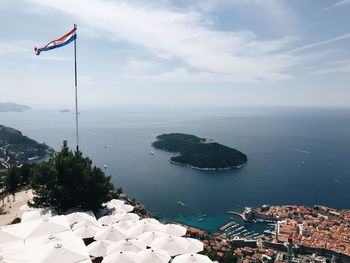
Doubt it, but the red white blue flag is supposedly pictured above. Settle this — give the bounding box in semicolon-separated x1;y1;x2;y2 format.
34;25;77;56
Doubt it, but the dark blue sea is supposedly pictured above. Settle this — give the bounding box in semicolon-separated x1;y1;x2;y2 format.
1;106;350;231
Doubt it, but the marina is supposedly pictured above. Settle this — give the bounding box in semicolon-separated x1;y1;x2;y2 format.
218;211;275;241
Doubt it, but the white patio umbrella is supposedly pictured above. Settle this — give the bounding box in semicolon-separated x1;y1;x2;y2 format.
3;216;70;240
0;228;22;244
186;238;203;254
98;215;118;226
87;240;113;257
77;260;93;263
74;225;101;239
24;230;76;248
94;226;128;241
150;235;190;256
19;204;36;212
128;221;164;239
21;209;57;223
113;212;140;222
114;220;138;231
72;219;101;231
34;237;90;263
138;231;167;247
172;253;213;263
0;240;25;254
137;248;171;263
101;251;138;263
24;216;71;239
163;224;187;236
0;236;90;263
103;199;125;207
107;239;146;254
112;204;134;213
66;211;96;226
139;218;160;224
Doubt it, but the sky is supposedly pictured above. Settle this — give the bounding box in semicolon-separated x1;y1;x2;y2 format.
0;0;349;108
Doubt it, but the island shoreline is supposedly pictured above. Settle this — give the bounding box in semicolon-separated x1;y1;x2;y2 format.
169;159;245;171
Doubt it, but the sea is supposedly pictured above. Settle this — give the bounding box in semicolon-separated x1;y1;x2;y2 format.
1;106;350;232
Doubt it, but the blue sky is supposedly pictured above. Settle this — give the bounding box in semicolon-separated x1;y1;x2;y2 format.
0;0;349;107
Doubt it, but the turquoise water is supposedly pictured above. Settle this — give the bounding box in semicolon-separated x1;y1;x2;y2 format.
1;106;350;231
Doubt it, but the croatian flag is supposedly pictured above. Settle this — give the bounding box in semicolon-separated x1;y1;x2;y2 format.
34;25;77;56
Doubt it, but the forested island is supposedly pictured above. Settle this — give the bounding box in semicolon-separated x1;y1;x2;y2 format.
152;133;247;170
0;125;53;167
0;102;31;112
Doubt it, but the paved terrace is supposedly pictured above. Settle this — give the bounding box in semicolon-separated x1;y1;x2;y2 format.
0;189;33;225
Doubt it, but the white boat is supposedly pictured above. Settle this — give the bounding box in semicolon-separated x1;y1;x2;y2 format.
177;201;185;206
150;151;154;155
28;156;39;161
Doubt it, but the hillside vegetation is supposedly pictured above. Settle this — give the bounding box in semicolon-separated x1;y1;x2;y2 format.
152;133;247;170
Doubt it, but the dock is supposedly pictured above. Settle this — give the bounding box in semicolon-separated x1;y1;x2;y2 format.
219;221;236;232
227;211;247;221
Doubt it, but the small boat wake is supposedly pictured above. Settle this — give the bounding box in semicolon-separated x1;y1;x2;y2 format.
291;149;311;154
177;201;190;207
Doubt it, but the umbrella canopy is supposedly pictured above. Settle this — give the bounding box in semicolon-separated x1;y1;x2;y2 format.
101;251;138;263
66;211;96;226
94;226;128;241
77;260;92;263
186;238;203;254
19;204;36;212
74;225;101;239
3;216;70;240
24;230;76;248
113;212;140;222
86;240;113;257
24;216;71;239
34;237;90;263
128;221;164;239
172;253;213;263
137;248;171;263
139;218;160;224
103;199;125;207
114;220;138;231
138;231;167;247
21;209;57;223
0;228;22;244
112;204;134;213
107;239;146;254
163;224;187;237
72;219;101;231
98;215;119;226
0;236;90;263
0;240;25;254
150;235;190;256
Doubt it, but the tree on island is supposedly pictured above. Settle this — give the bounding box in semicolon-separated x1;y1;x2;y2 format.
29;147;114;213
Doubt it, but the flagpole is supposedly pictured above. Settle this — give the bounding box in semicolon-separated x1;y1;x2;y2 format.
74;24;79;152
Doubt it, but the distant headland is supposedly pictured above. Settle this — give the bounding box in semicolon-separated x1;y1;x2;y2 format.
152;133;247;170
0;125;54;168
0;102;31;112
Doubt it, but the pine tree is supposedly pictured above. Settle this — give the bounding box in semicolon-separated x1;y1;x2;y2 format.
30;147;114;213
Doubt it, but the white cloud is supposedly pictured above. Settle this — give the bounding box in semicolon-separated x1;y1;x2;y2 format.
192;0;299;34
312;60;350;75
124;59;162;73
119;66;291;84
334;0;350;7
26;0;296;84
0;41;33;55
